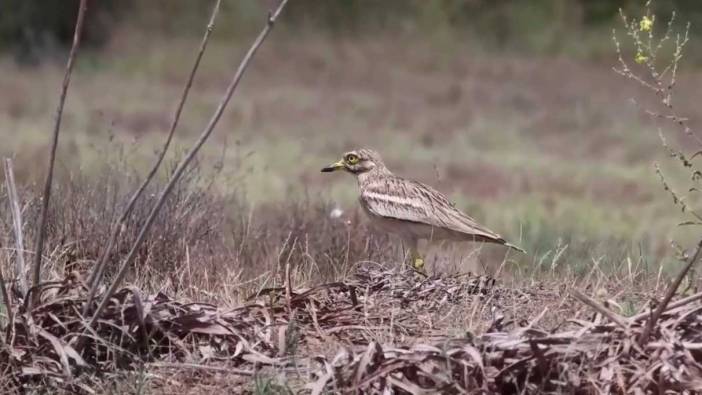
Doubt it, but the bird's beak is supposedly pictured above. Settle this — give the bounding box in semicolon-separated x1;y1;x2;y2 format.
321;159;345;173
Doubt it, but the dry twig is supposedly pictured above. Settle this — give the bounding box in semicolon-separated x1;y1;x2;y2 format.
571;288;628;329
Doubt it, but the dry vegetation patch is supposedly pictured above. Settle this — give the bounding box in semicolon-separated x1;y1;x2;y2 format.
1;264;701;394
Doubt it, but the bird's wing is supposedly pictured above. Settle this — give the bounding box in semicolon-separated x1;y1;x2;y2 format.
360;176;505;242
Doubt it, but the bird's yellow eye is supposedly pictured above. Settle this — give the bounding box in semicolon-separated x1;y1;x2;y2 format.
345;154;360;164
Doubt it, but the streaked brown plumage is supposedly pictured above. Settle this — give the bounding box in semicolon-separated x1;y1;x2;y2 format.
321;148;524;270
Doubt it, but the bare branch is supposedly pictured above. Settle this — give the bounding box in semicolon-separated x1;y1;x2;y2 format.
30;0;88;308
85;0;290;329
83;0;223;316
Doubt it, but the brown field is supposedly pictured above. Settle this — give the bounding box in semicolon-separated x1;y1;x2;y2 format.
2;3;702;393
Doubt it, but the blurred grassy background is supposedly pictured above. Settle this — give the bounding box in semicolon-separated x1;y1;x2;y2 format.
2;0;702;274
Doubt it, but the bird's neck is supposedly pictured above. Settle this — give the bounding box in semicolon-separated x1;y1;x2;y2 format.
357;166;392;187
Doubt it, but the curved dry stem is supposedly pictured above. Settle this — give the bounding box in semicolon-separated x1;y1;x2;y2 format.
30;0;88;309
4;159;28;296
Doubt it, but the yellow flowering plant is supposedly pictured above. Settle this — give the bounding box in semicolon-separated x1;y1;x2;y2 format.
614;1;699;293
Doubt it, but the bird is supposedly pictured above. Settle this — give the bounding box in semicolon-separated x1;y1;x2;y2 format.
321;148;524;271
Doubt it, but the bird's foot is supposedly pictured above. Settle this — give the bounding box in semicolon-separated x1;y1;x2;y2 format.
406;251;426;274
406;247;426;274
412;256;425;271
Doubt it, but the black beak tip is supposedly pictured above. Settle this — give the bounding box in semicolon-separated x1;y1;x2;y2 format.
321;167;334;173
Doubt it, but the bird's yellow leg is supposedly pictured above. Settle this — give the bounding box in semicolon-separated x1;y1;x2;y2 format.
409;247;425;271
403;237;425;272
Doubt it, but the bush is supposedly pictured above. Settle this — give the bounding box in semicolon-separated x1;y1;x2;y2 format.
0;0;125;63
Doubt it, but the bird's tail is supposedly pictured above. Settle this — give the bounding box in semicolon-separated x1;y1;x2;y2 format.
504;242;526;254
473;234;527;254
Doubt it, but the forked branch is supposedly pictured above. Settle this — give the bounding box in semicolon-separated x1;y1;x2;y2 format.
86;0;290;328
83;0;223;316
639;238;702;344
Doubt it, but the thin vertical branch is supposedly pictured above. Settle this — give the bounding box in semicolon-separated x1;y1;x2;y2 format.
85;0;290;329
30;0;88;308
83;0;222;315
3;159;28;296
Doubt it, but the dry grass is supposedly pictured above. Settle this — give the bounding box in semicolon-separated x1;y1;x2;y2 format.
0;159;680;393
0;152;676;393
0;160;397;302
0;245;696;393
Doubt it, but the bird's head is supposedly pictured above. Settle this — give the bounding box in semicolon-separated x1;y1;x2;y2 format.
321;148;387;175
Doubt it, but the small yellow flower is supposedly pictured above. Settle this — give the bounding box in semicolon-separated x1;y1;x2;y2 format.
640;16;653;32
635;52;648;64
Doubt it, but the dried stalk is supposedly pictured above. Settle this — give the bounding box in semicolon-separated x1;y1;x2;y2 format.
30;0;88;308
86;0;290;329
571;288;628;329
0;266;12;341
3;159;27;295
285;259;293;313
83;0;222;315
639;238;702;344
